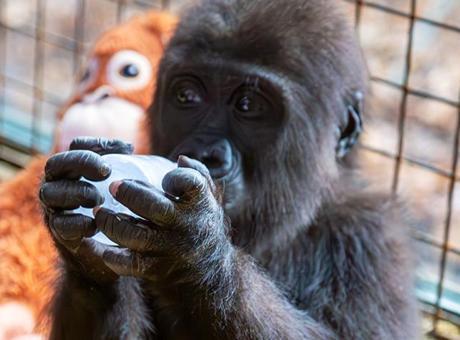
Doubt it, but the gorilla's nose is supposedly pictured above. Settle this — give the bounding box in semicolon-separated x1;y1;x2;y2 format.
183;138;233;179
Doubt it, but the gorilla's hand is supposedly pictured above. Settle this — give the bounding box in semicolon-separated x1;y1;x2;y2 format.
94;155;234;287
39;138;133;285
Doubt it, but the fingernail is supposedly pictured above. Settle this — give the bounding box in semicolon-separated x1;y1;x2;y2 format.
177;155;190;167
101;163;111;177
93;206;102;215
109;181;122;196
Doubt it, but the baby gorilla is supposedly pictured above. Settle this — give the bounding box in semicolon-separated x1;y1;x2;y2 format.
39;0;418;338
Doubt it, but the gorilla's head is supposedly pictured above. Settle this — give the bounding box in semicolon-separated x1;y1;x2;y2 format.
150;0;367;246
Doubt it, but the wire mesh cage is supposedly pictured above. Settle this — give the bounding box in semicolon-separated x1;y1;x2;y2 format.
0;0;177;167
344;1;460;338
0;0;459;338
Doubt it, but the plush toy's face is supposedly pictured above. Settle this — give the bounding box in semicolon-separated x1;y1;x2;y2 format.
55;11;177;154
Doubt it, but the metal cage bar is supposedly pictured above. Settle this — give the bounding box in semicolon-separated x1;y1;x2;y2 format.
73;0;87;74
0;3;5;138
352;0;460;337
430;88;460;335
30;0;46;155
391;0;416;192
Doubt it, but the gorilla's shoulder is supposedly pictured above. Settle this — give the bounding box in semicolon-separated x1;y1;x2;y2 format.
313;190;411;240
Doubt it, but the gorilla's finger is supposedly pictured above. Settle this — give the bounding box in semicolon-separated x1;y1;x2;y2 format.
50;213;96;242
162;167;208;201
102;248;160;277
70;137;134;155
177;155;217;195
40;180;104;209
109;180;176;226
177;155;212;180
77;239;119;283
94;208;169;252
45;150;111;181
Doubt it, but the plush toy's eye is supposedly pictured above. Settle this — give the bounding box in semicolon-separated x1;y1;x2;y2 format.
107;50;152;91
80;69;91;82
77;58;99;92
120;64;139;78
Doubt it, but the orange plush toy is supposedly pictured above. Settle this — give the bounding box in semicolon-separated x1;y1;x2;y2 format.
0;10;177;339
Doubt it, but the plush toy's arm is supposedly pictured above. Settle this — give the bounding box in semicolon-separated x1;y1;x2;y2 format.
0;157;57;337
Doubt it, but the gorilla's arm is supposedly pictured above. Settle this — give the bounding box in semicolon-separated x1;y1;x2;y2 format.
49;270;117;340
96;159;415;339
40;139;153;339
307;196;418;339
93;156;337;339
50;271;150;340
147;196;415;340
190;251;336;339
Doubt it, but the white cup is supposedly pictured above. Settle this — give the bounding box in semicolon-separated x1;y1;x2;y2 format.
73;154;176;246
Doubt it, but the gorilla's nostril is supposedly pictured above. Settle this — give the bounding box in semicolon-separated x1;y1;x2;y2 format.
172;138;233;179
202;155;222;169
201;150;232;179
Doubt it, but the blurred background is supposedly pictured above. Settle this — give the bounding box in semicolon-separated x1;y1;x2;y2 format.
0;0;459;338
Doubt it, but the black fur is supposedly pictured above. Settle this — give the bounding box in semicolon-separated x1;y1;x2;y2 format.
42;0;418;339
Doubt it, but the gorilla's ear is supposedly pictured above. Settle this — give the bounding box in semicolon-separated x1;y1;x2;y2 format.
336;91;363;158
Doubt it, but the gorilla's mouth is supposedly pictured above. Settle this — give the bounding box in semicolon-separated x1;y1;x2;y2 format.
216;152;245;210
218;150;242;183
167;141;244;208
168;137;241;182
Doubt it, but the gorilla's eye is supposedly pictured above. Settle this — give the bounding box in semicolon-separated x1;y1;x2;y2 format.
233;92;269;120
176;87;202;106
119;64;139;78
169;77;206;110
236;96;252;113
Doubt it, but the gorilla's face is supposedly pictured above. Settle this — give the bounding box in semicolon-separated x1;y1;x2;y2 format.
151;56;364;239
150;0;366;245
152;62;286;210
